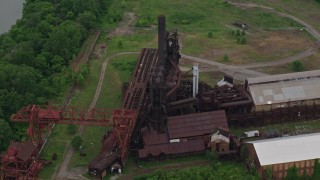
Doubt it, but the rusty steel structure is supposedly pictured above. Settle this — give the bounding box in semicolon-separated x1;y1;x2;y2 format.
1;105;137;179
4;15;320;179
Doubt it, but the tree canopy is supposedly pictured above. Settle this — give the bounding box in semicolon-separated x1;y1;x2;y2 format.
0;0;111;151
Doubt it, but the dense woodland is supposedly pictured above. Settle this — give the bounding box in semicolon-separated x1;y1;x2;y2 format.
0;0;112;151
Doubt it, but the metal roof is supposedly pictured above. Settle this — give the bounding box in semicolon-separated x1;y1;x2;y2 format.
141;127;168;146
16;141;37;162
138;139;205;158
247;133;320;166
246;70;320;85
248;77;320;105
167;111;228;139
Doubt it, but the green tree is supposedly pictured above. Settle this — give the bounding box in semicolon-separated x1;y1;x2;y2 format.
71;135;83;150
77;73;85;86
285;166;299;180
266;166;273;180
314;159;320;179
45;21;85;62
291;60;303;72
0;119;12;151
208;31;213;38
77;11;96;29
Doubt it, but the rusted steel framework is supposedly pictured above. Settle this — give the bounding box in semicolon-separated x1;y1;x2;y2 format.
2;105;136;179
0;142;41;180
89;48;158;177
10;105;113;145
198;83;253;113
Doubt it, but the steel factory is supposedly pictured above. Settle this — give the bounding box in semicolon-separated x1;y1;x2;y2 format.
2;16;320;179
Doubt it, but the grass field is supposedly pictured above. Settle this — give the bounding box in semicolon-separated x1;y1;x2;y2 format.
237;0;320;32
68;55;137;168
135;160;259;180
120;0;316;66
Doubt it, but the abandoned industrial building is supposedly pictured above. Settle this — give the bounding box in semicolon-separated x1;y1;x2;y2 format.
2;15;320;180
246;70;320;111
247;133;320;179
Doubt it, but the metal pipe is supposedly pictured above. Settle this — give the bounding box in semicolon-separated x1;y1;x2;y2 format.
192;64;199;97
166;59;181;98
168;97;199;107
219;87;253;108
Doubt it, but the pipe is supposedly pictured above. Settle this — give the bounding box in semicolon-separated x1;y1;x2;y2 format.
166;58;181;98
168;97;199;107
219;87;253;108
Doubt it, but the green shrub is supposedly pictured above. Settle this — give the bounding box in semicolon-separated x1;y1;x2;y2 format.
236;29;241;37
240;36;247;44
290;60;303;72
223;53;229;62
71;135;83;150
285;166;299;180
118;40;123;49
208;32;213;38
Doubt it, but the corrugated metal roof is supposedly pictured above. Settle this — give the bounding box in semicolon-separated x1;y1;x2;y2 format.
249;77;320;105
247;70;320;85
247;133;320;166
167;111;228;139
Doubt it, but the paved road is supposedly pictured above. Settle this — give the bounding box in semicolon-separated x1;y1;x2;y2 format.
181;54;267;81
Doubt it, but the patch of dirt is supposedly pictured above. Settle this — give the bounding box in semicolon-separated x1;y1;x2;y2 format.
109;12;137;37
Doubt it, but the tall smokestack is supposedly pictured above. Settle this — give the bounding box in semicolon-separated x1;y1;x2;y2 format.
158;15;166;66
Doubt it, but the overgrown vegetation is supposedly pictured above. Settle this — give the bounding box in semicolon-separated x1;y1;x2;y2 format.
0;0;112;151
134;161;259;180
290;60;304;72
71;135;83;150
